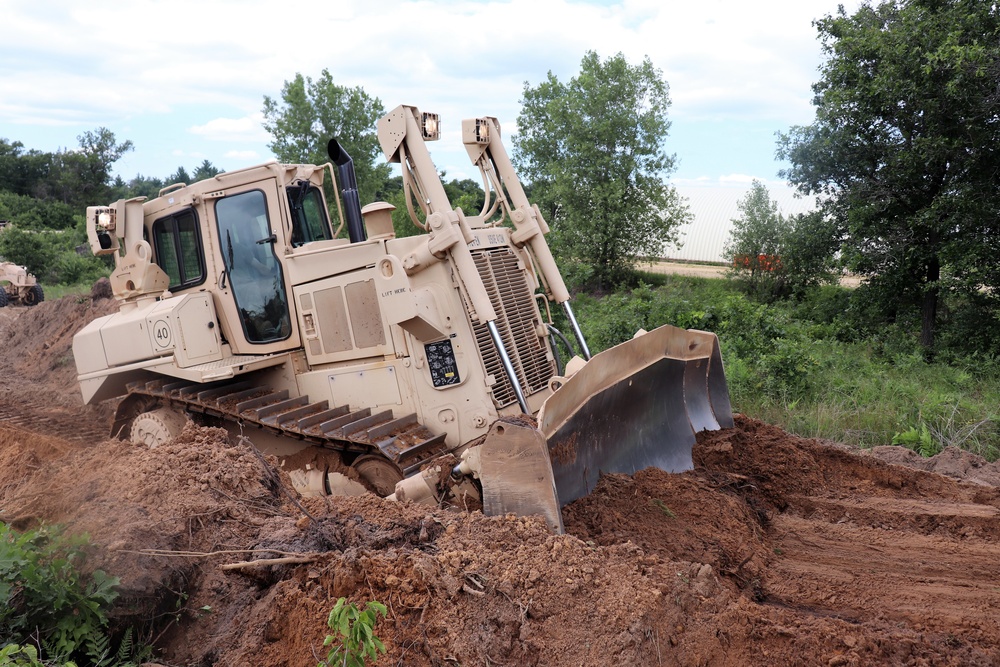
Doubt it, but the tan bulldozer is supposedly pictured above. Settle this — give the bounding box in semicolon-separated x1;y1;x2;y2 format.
72;105;732;532
0;262;44;307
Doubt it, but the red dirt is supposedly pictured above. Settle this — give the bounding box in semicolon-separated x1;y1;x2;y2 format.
2;296;1000;666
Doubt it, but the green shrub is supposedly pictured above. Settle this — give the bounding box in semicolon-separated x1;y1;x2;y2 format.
561;269;1000;459
0;644;56;667
0;523;148;666
892;424;939;458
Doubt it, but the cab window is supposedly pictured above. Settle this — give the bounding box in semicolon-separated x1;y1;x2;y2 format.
152;209;205;290
288;182;333;246
215;190;292;344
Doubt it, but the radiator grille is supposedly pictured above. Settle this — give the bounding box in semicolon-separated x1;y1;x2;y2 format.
470;248;554;407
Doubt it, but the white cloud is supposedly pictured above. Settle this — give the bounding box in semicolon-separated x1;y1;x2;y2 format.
0;0;860;179
225;150;263;162
189;115;270;143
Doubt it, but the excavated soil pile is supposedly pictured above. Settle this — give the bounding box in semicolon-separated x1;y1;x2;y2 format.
0;284;118;441
2;296;1000;666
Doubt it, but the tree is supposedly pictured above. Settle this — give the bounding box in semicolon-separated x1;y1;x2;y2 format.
166;166;192;185
724;181;839;300
725;181;794;298
777;0;1000;351
383;173;485;240
0;139;49;197
45;128;133;209
113;173;165;200
513;51;690;288
192;159;221;181
262;71;390;206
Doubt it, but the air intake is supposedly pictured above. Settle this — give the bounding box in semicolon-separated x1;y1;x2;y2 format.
470;248;554;407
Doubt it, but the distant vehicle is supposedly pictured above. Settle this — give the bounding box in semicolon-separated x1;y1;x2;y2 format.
0;262;44;307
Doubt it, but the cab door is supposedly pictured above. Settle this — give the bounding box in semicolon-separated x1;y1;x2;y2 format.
212;183;298;355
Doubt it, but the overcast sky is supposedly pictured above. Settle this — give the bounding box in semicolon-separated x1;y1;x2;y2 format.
1;0;859;201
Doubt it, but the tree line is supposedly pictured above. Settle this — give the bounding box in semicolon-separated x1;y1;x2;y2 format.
259;55;689;287
0;129;230;285
719;0;1000;358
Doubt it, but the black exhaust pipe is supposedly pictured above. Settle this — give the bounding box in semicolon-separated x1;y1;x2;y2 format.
327;138;366;243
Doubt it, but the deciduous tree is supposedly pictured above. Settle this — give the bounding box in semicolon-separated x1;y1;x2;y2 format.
514;51;689;288
725;180;793;298
262;71;390;206
725;181;839;300
778;0;1000;350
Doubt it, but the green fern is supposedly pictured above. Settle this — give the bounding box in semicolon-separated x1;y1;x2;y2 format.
0;523;150;666
892;423;940;457
84;630;111;665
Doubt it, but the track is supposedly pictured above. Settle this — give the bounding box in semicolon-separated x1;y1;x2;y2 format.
118;376;450;476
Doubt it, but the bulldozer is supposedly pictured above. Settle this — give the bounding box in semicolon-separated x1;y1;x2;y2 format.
0;262;44;307
72;105;732;532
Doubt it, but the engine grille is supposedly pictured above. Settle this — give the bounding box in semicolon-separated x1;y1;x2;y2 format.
470;248;554;407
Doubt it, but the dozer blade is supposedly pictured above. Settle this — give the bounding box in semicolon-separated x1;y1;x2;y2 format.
537;324;733;507
477;418;564;533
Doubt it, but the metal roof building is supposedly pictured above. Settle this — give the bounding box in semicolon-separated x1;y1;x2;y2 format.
663;184;817;264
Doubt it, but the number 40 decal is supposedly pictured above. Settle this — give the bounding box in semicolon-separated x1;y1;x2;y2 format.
152;319;173;348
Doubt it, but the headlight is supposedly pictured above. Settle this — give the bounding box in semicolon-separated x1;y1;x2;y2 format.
421;112;440;141
96;209;115;231
474;118;490;143
462;118;493;145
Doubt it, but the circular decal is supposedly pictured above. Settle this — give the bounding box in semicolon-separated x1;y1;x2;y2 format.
152;319;172;348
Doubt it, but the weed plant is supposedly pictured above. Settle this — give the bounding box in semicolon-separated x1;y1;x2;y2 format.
0;523;150;666
318;598;387;667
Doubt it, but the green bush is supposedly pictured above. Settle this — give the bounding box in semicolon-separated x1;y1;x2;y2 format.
0;523;147;666
0;643;64;667
564;272;1000;459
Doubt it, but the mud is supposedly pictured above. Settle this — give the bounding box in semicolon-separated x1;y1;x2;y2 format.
2;296;1000;666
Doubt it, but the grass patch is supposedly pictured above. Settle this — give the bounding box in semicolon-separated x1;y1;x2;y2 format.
651;498;677;518
41;282;93;301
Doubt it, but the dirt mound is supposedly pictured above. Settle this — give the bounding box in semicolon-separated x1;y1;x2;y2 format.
867;444;1000;486
2;412;999;665
0;291;117;398
0;292;118;441
3;298;1000;665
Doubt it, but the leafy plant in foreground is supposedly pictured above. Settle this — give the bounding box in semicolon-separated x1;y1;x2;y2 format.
0;643;60;667
318;598;387;667
0;523;148;666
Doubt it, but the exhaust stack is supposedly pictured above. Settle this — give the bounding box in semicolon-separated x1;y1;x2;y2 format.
327;139;366;243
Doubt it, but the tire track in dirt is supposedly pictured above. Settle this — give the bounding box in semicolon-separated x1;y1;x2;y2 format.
0;400;108;444
0;294;119;446
764;501;1000;636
